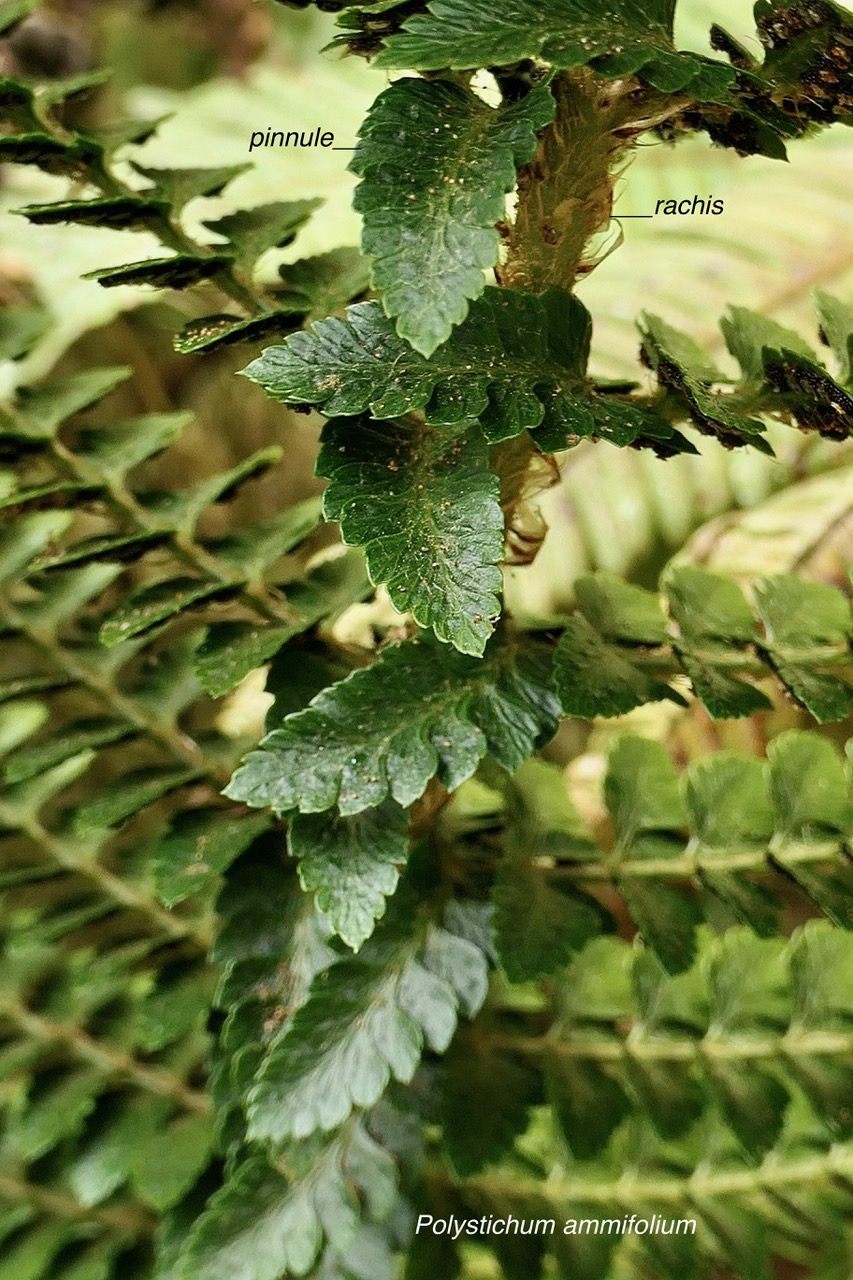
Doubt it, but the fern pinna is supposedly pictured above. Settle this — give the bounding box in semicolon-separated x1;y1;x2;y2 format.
1;0;853;1277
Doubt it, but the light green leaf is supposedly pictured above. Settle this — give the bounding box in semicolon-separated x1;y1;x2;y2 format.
0;306;49;360
814;290;853;383
177;1124;394;1280
574;573;669;644
73;768;198;835
721;306;816;384
0;2;39;35
756;577;853;723
9;1069;102;1160
247;906;482;1143
77;411;193;478
131;1112;214;1211
0;510;73;582
16;367;131;437
69;1096;172;1207
204;200;321;271
130;161;250;210
605;737;687;841
153;809;272;907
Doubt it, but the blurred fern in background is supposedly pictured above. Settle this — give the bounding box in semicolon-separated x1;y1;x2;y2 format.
0;2;852;1278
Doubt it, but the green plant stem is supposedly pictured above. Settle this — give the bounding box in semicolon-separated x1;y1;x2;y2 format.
0;993;211;1114
43;430;302;631
0;1173;155;1237
547;837;848;884
0;591;220;781
487;1027;853;1065
0;797;211;950
430;1143;853;1210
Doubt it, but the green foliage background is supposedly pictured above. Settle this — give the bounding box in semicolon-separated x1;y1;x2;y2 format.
1;2;852;1279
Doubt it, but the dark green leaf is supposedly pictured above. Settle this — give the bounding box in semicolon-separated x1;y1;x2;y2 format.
194;550;370;697
247;912;478;1142
33;531;172;571
441;1035;540;1174
765;347;853;440
9;1069;102;1160
319;417;502;655
547;1055;630;1158
15;196;168;229
289;801;410;950
641;314;771;451
226;636;559;816
373;0;714;97
677;652;772;719
351;78;555;356
0;675;70;704
85;255;234;290
0;480;97;512
142;446;282;532
69;1096;171;1207
99;577;242;647
245;288;672;448
4;720;135;784
194;623;300;699
139;964;218;1051
174;309;303;355
204;496;323;575
620;880;701;972
494;764;604;981
0;133;97;175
